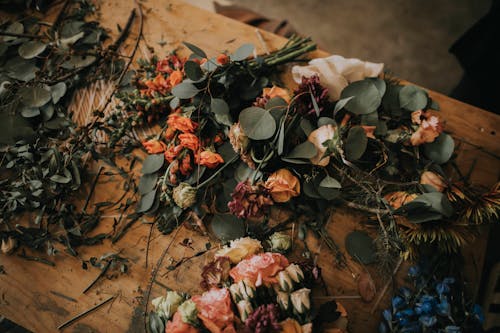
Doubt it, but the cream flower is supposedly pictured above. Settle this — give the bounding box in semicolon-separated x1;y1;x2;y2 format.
151;291;184;320
308;124;336;166
290;288;311;314
215;237;263;264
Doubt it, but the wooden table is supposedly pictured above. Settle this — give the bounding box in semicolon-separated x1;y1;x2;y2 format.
1;1;499;332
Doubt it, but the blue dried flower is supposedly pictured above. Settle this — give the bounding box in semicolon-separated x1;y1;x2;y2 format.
436;282;450;295
472;304;485;324
436;299;451;316
444;325;461;333
408;266;420;278
382;309;392;322
392;296;406;311
419;315;437;327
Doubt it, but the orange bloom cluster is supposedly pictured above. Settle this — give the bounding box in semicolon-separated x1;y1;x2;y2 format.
192;288;236;333
410;110;443;146
165;312;200;333
140;55;186;98
229;252;289;287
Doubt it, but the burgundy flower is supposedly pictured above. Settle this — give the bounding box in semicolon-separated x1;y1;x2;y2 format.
245;303;281;333
200;256;231;290
293;75;329;117
228;181;274;219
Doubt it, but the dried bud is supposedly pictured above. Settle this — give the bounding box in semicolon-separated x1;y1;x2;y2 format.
229;283;242;303
285;264;305;283
278;270;294;292
276;291;290;311
237;300;253;322
177;300;198;325
1;237;16;254
151;291;184;320
420;171;447;192
290;288;311;314
172;182;197;208
269;232;292;253
238;279;256;300
229;123;249;154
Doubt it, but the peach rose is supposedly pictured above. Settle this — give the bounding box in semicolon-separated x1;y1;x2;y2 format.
265;169;300;203
167;113;199;133
263;85;291;103
168;70;184;87
142;139;167;154
229;252;289;287
384;191;417;210
192;288;236;333
165;311;200;333
420;171;447;192
179;133;200;152
308;124;336;166
196;150;224;169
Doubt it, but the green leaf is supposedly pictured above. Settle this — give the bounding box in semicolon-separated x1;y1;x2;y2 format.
382;84;403;117
217;141;237;162
340;79;383;115
401;192;454;223
18;41;46;59
3;22;23;42
361;111;378;126
211;98;232;126
318;175;342;200
239;106;276;140
59;31;85;49
303;176;322;199
300;119;314;136
171;82;199;99
50;82;67;104
0;113;35;144
345;231;376;264
136;190;157;213
319;176;342;189
184;60;203;81
138;173;158;195
19;85;52;107
50;174;72;184
317;117;336;128
333;96;354;115
5;57;38;81
286;141;316;159
399;85;428;111
61;21;84;38
61;55;96;69
141;154;164;174
277;118;285;156
423;133;454;164
235;162;261;182
345;126;368;161
310;92;320;116
368;77;387;97
265;97;288;112
231;43;254;61
211;214;245;242
20;106;40;118
183;41;207;58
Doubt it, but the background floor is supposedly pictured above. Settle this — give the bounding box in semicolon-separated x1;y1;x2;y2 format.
187;0;490;95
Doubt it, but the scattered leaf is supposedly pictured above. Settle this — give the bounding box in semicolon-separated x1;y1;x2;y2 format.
358;272;376;302
136;190;157;213
345;231;376;264
138;173;158;195
211;214;245;242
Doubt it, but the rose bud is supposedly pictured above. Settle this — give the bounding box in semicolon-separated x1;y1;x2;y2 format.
290;288;311;314
269;232;292;253
285;264;305;283
172;182;197;208
278;270;294;292
177;300;198;325
237;300;253;322
238;279;256;300
229;283;242;303
276;291;291;311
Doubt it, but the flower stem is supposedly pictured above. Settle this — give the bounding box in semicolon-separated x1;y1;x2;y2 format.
196;154;239;189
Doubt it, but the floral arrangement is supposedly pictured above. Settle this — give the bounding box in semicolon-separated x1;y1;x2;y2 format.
379;265;484;333
148;237;348;333
113;39;499;268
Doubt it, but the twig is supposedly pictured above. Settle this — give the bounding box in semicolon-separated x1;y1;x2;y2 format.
57;295;115;330
342;199;390;215
50;291;78;303
370;256;403;313
17;253;55;266
82;260;112;294
83;166;104;213
145;222;155;268
111;9;136;50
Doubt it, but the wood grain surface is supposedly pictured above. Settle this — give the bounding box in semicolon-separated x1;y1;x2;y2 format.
0;1;498;332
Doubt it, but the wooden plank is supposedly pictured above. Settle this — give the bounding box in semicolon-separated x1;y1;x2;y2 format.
0;1;497;332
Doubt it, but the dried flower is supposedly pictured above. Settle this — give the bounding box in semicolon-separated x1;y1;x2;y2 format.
229;123;250;155
156;54;185;74
152;291;184;320
179;154;193;176
142;139;167;154
237;300;253;322
167;112;199;133
168;70;184;87
196;150;224;169
215;237;263;264
362;125;377;139
192;288;236;333
165;311;200;333
179;133;200;152
279;318;302;333
178;299;199;325
255;85;291;107
200;256;231;290
410;111;443;146
230;252;289;287
1;237;16;254
164;145;182;163
384;191;417;210
216;53;230;65
172;182;197;208
245;303;281;333
285;264;305;283
269;232;292;253
265;169;300;203
276;291;291;311
228;180;274;219
293;75;329;117
308;124;336;166
290;288;311;314
277;270;294;292
420;171;447;192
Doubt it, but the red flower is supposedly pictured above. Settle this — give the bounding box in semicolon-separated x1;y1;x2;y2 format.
216;54;230;65
196;150;224;169
192;288;236;333
167;113;199;133
180;154;193;176
179;133;200;152
229;252;289;287
142;139;167;154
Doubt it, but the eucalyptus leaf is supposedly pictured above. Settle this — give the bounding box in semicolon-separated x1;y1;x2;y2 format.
19;85;51;107
20;106;40;118
311;92;321;116
303;177;322;199
136;190;157;213
171;82;199;99
423;133;454;164
265;97;288;112
211;98;232;126
0;113;35;144
399;85;428;111
6;57;38;81
3;22;23;42
235;162;261;182
333;96;354;114
59;31;85;48
141;154;164;174
18;41;46;59
183;41;207;58
361;111;378;126
277;118;285;156
340;79;383;115
50;82;67;104
401;192;454;223
231;43;254;61
60;21;84;38
217;141;237;162
170;97;180;109
429;99;440;111
50;174;72;184
211;214;245;242
319;176;342;189
300;118;314;136
138;173;158;195
184;60;203;81
286;141;316;159
239;106;276;140
317;117;336;127
345;126;368;161
61;55;96;69
345;231;376;264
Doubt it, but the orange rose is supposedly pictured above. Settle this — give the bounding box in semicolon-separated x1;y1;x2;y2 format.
180;154;193;176
216;54;230;65
192;288;236;333
165;311;200;333
384;191;417;210
263;85;291;103
280;318;302;333
420;171;447;192
179;133;200;152
167;113;199;133
142;139;167;154
164;145;183;163
196;150;224;169
265;169;300;203
229;252;289;287
168;70;184;87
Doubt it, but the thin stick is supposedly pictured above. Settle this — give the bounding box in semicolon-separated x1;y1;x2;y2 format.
82;260;112;294
57;295;115;330
50;291;78;303
342;199;390;215
83;166;104;213
370;257;403;313
145;222;155;268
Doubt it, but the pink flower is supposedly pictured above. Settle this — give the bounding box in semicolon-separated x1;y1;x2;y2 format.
192;288;236;333
229;252;289;287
